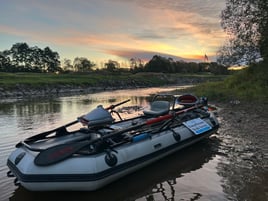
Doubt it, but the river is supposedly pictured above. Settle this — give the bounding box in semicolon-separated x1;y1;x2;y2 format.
0;86;267;201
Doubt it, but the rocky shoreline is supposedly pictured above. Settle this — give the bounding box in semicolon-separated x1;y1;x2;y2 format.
0;84;128;99
214;101;268;200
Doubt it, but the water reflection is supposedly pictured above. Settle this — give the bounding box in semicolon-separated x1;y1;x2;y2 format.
2;86;190;201
1;87;267;200
9;140;218;201
0;91;156;140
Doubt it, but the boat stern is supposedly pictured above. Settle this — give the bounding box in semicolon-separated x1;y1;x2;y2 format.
7;147;38;187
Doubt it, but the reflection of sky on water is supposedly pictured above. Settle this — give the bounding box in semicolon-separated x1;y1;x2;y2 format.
0;86;186;149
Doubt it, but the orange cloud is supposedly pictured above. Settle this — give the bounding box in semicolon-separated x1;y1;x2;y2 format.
1;0;227;63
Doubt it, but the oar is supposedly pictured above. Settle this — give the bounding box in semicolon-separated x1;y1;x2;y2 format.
106;99;131;110
34;103;204;166
20;99;130;145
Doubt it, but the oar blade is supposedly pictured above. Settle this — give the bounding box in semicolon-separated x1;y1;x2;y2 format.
34;141;89;166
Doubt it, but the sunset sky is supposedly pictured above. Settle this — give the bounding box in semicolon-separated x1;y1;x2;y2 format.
0;0;227;67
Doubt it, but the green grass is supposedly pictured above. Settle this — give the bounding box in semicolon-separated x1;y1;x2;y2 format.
0;71;226;89
0;71;229;100
0;72;169;89
190;61;268;102
0;73;96;87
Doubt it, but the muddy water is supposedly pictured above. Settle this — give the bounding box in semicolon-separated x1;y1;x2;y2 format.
0;87;267;201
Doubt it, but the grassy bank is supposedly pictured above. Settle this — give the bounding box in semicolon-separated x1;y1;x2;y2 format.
188;61;268;102
0;71;227;98
0;72;225;89
0;72;164;89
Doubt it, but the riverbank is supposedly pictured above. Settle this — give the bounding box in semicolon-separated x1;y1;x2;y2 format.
0;72;225;99
214;101;268;200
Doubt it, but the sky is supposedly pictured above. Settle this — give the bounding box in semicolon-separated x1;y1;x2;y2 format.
0;0;227;67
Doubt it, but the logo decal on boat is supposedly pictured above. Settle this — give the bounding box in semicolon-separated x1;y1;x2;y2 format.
183;118;212;135
48;146;74;160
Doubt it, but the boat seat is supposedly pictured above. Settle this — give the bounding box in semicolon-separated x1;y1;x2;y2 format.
79;105;114;127
143;101;170;116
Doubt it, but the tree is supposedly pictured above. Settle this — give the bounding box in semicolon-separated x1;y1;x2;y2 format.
9;43;31;70
105;60;119;72
258;0;268;60
62;58;74;72
73;57;95;72
208;62;229;75
42;47;61;73
30;46;44;72
130;58;137;69
0;52;12;71
218;0;268;65
0;43;62;72
144;55;173;72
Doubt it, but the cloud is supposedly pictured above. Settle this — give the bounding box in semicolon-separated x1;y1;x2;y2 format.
112;0;226;42
115;0;225;18
104;48;203;62
0;0;226;62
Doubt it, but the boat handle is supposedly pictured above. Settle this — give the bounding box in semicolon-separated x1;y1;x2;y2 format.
7;171;14;177
14;178;20;186
154;143;162;149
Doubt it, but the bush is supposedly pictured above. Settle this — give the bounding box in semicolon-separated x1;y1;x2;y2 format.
191;61;268;102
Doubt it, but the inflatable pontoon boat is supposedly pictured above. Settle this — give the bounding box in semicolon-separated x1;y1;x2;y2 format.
7;94;219;191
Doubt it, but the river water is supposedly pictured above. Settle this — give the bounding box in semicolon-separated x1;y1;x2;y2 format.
0;86;267;201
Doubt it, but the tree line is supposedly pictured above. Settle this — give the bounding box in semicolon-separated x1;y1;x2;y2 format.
0;42;228;74
139;55;228;74
0;43;62;73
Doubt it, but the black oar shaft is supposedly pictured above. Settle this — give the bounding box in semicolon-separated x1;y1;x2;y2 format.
107;99;130;110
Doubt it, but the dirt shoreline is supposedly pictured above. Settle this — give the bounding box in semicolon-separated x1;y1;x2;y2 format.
214;101;268;200
214;101;267;155
216;101;268;146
